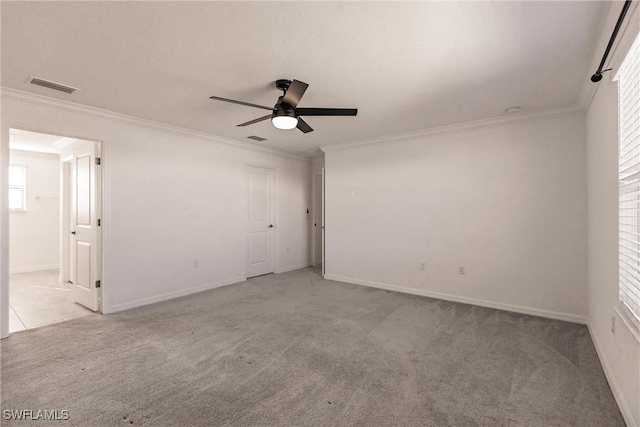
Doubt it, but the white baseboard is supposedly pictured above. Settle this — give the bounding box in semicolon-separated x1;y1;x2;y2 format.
104;276;246;314
587;323;638;427
10;264;59;275
276;263;311;274
323;274;587;324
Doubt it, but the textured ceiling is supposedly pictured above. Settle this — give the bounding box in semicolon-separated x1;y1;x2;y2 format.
1;2;608;155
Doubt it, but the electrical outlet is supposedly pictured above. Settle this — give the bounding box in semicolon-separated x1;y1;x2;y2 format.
419;262;426;271
458;266;465;275
193;259;199;268
611;315;616;334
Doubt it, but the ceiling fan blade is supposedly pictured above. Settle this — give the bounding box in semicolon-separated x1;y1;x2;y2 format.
282;79;309;108
296;108;358;116
296;117;314;133
209;95;274;111
237;114;272;127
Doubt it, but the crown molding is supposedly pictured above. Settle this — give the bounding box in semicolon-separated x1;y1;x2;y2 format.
1;87;588;161
303;148;325;159
1;87;310;162
320;104;584;153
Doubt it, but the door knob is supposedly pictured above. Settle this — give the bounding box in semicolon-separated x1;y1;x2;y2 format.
71;231;76;235
268;224;274;228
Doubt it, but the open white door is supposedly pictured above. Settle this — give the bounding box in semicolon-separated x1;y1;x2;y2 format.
246;165;275;278
62;140;101;311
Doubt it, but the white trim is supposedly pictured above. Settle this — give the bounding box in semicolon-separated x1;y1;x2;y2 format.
311;171;323;267
1;89;585;162
306;150;325;159
9;264;58;275
587;323;638;427
276;263;310;274
320;105;584;153
1;125;9;339
105;276;246;314
324;274;588;324
1;87;310;162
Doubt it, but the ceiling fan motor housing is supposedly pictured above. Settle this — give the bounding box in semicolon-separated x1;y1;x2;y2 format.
275;79;292;92
273;103;297;118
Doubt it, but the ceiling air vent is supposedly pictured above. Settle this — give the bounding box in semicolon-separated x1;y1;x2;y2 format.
26;76;78;94
247;135;267;142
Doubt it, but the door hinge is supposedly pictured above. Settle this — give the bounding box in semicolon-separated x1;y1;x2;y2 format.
97;219;101;226
95;157;101;166
95;280;101;288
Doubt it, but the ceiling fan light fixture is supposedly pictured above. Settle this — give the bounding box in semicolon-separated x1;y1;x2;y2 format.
209;78;357;134
272;109;298;130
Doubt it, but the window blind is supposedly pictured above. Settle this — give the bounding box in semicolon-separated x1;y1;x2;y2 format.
8;166;26;211
618;31;640;323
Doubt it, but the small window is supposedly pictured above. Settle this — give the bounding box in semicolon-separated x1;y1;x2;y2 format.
8;165;26;211
616;31;640;324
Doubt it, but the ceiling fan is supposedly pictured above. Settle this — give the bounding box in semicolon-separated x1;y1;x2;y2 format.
209;79;357;134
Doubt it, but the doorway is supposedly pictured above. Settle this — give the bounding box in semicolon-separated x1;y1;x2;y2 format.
7;129;102;333
245;165;276;278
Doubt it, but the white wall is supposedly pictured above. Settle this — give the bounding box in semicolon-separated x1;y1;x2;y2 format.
323;114;588;323
581;4;640;425
586;70;640;427
9;150;60;273
1;90;311;338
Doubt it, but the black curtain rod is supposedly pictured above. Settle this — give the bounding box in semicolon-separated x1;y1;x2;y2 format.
591;0;633;82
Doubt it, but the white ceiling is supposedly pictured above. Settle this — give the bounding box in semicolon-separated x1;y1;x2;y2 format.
9;129;68;154
1;1;608;156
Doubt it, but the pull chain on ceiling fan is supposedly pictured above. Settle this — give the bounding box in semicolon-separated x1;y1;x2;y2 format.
209;79;358;134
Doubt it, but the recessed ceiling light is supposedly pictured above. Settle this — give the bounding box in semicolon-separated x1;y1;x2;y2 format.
504;106;521;114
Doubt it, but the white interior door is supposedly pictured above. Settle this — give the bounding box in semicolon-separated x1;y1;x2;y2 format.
321;167;325;277
63;140;101;311
313;173;323;266
246;165;275;278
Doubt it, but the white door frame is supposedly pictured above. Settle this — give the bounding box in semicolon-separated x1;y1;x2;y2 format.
0;124;106;338
311;171;323;267
243;162;278;279
321;167;325;277
60;159;72;284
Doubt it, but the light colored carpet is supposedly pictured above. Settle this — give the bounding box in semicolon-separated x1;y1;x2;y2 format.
0;267;624;426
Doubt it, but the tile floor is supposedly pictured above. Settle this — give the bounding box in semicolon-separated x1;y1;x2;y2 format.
9;269;94;333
